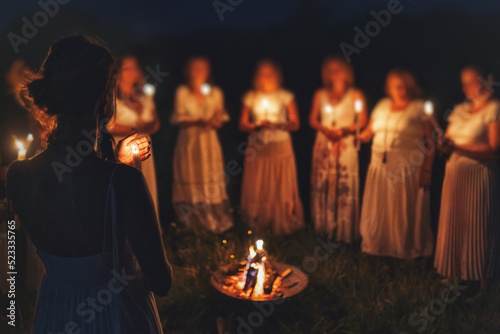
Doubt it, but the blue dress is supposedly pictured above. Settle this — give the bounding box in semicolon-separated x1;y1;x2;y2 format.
30;166;163;333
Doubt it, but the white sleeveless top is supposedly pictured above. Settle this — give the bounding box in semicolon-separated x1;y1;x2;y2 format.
318;88;356;129
446;99;500;146
242;89;294;143
371;98;427;152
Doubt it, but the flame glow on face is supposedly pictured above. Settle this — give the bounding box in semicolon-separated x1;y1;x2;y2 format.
424;100;434;115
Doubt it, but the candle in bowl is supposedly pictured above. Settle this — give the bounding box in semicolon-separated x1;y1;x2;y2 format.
354;99;363;151
131;144;141;171
15;140;26;161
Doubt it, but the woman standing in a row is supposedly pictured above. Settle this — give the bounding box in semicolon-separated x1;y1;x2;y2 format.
359;69;435;259
239;60;304;236
171;57;233;234
435;65;500;297
309;56;367;243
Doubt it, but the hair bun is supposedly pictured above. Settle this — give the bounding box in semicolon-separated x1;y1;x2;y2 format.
28;78;50;111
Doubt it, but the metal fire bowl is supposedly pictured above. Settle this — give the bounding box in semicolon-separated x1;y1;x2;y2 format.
211;261;308;302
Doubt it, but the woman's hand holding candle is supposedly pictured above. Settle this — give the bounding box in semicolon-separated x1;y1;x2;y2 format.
116;132;151;167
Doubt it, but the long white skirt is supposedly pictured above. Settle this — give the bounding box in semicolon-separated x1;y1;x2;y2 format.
311;132;359;243
172;126;233;234
360;149;433;259
434;153;500;280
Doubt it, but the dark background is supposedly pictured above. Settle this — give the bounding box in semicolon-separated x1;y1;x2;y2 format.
1;0;500;232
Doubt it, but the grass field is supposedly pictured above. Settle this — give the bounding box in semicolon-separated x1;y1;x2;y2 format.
158;222;500;334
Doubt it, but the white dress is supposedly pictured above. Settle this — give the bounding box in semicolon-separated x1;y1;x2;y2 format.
360;98;433;259
171;85;233;234
240;89;304;236
434;100;500;280
113;94;159;220
311;89;359;243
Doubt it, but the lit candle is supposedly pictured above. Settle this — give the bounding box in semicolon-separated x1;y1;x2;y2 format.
256;239;264;250
354;99;363;151
143;83;156;96
15;140;26;161
424;100;443;137
261;98;270;124
131;144;141;171
200;83;211;96
27;133;34;144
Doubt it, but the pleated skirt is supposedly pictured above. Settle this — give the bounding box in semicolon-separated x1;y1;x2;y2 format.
434;153;500;280
241;132;304;236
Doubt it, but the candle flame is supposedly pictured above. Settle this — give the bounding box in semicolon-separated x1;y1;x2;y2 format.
27;133;34;142
131;145;139;154
249;245;256;258
424;101;434;115
15;140;25;151
256;239;264;250
324;104;332;114
200;83;211;96
143;83;156;96
354;99;363;113
261;98;270;108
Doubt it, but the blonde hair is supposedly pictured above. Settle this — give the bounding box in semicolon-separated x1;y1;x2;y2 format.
385;68;422;99
321;55;354;88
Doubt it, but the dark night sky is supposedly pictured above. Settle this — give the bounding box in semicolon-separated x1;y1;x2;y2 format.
2;0;500;224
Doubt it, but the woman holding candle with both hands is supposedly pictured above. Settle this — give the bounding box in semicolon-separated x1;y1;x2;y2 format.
358;69;435;259
109;55;160;218
434;66;500;299
309;56;367;243
239;60;304;236
171;57;233;234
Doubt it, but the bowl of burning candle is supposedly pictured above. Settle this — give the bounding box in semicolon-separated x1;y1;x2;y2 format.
211;240;308;301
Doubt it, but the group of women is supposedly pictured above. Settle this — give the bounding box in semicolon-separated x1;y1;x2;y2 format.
124;55;498;293
3;35;499;332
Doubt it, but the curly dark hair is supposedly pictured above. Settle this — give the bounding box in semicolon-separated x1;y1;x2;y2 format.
23;34;117;160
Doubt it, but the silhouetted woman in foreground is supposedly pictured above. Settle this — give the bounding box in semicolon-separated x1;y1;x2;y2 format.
6;35;171;333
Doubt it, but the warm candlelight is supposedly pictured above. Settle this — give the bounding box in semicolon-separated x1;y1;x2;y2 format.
354;99;363;151
424;100;443;137
131;144;141;171
324;104;332;114
15;140;26;161
27;133;34;143
143;83;156;96
200;83;211;96
261;98;270;124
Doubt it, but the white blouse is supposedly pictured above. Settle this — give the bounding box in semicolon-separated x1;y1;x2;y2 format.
371;98;428;152
446;99;500;146
318;88;356;128
115;94;156;128
171;85;229;124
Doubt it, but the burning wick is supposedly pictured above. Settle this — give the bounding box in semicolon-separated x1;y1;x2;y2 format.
200;83;211;96
15;140;26;161
324;104;332;114
131;144;141;171
143;83;156;96
27;133;34;143
261;98;270;124
354;99;363;151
